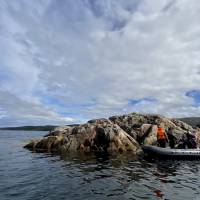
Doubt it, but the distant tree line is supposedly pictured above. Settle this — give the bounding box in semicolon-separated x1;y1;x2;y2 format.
0;125;57;131
178;117;200;128
1;117;200;131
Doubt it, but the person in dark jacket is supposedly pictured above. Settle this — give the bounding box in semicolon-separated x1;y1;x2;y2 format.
177;131;197;149
167;128;176;148
186;131;197;149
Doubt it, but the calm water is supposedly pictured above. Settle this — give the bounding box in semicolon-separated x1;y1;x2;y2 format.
0;131;200;200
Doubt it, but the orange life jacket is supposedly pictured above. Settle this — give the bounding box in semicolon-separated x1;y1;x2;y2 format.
157;127;166;140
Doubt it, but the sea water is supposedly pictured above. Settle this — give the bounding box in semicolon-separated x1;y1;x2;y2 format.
0;130;200;200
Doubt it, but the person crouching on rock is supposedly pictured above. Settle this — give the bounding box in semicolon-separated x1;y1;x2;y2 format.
157;124;168;148
186;131;197;149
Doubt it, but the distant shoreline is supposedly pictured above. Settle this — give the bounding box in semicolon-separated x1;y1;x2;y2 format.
178;117;200;128
0;117;199;131
0;125;57;131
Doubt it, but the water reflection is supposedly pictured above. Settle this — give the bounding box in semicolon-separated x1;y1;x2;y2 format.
154;161;179;178
30;148;200;200
1;130;200;200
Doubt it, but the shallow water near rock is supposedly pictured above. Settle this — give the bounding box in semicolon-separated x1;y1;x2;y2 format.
0;131;200;200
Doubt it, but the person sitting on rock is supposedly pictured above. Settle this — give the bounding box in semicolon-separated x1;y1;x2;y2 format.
157;125;168;148
167;128;176;149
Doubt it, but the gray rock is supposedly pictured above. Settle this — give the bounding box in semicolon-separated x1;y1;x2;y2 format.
24;112;200;155
25;120;141;155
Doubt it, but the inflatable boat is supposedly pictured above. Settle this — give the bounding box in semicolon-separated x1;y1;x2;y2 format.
142;145;200;160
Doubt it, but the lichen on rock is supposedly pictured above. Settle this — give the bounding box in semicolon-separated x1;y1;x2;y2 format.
24;113;199;156
24;118;141;155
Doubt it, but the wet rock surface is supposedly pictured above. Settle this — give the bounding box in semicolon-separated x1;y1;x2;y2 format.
24;113;199;155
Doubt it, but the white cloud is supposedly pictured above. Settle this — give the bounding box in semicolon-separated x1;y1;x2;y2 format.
0;91;75;126
0;0;200;126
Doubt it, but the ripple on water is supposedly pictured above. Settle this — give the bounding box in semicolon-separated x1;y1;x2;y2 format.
1;131;200;200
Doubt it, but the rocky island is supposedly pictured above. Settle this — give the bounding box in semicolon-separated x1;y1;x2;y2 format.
24;113;200;156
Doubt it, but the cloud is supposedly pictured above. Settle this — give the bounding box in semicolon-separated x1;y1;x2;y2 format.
0;91;74;126
0;0;200;126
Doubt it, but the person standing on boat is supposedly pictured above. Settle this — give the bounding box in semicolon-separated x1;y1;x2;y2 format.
167;128;176;148
157;124;168;148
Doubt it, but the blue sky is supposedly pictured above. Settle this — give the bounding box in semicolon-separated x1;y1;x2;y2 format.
0;0;200;127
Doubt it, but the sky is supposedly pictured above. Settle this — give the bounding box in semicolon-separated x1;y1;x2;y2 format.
0;0;200;127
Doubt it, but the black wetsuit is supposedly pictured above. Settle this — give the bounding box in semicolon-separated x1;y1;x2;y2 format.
167;132;176;148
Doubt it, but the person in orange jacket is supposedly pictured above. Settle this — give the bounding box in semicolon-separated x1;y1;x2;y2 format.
157;125;168;148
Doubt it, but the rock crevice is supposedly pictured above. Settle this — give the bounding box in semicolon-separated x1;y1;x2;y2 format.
24;113;199;155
